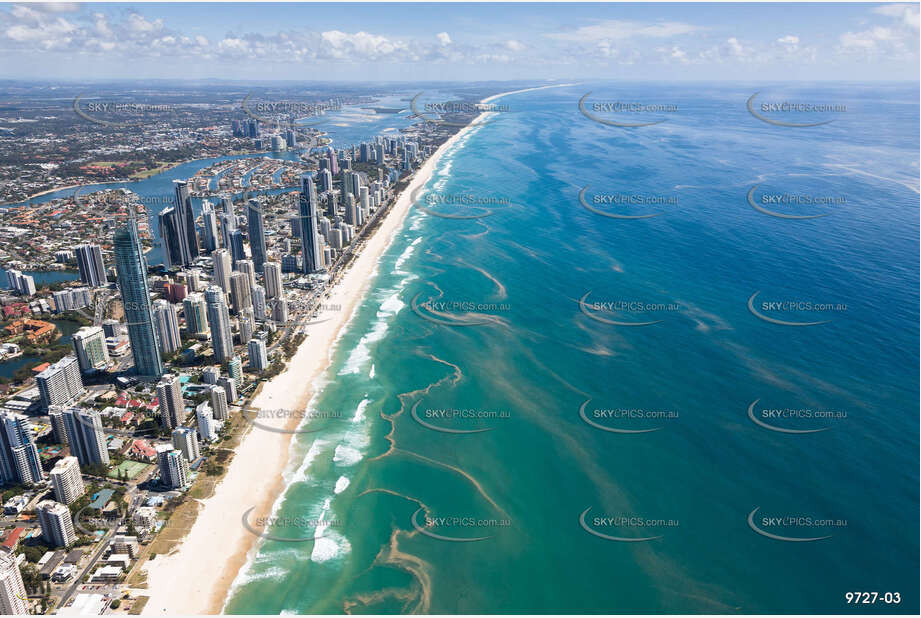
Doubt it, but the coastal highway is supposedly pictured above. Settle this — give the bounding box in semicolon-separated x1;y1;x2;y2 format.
57;527;115;611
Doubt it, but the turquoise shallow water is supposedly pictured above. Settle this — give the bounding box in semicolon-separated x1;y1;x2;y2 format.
225;83;919;614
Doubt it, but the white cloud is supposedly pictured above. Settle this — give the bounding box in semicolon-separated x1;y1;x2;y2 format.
547;19;699;42
436;31;451;46
873;4;920;30
504;39;524;51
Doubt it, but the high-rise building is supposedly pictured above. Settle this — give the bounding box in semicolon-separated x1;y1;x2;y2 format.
209;385;229;421
201;200;219;252
174;180;199;258
205;286;234;362
217;376;237;404
212;249;232;292
238;307;254;345
0;413;43;484
50;456;85;505
114;215;164;380
263;262;282;299
270;298;289;324
252;284;267;320
62;407;109;467
72;326;109;374
248;338;268;371
195;403;218;441
156;445;189;489
229;229;246;266
36;356;83;410
152;299;182;354
156;375;185;430
0;548;29;615
36;500;76;547
202;366;219;385
183;293;209;338
229;272;253;315
5;269;36;296
171;426;200;462
228;355;243;388
236;259;256;290
220;210;237;255
48;406;68;445
182;269;202;292
246;200;267;273
75;244;108;287
318;168;333;192
298;174;323;274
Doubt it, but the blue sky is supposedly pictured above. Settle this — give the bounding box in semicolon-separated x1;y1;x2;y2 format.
0;2;917;81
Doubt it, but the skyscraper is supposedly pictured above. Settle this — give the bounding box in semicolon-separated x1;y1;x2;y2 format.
171;426;200;462
263;261;282;299
114;215;164;380
156;445;189;489
220;209;237;255
62;407;109;467
248;338;268;371
298;173;323;274
72;326;110;374
196;402;218;441
212;249;232;292
246;200;267;273
229;229;246;266
174;179;200;263
229;271;253;315
0;413;43;484
228;355;243;389
252;284;266;320
217;376;237;403
0;548;28;615
238;307;254;346
201;199;219;252
35;356;83;410
156;375;185;430
210;385;229;421
183;292;209;338
205;286;234;363
50;456;85;505
153;299;182;354
236;259;256;290
36;500;76;547
75;244;108;287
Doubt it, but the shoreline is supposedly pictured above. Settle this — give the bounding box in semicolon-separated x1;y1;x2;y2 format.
140;101;482;616
140;82;574;615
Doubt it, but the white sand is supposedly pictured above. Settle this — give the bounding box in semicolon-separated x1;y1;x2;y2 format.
141;83;573;615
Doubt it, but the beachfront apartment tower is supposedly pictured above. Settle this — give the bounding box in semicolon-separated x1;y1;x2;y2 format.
246;200;267;273
205;286;234;362
50;456;85;505
62;407;110;467
36;500;77;547
0;412;44;485
298;173;323;274
156;445;189;489
153;299;182;354
171;426;200;462
114;215;164;380
156;375;185;430
248;338;268;371
72;326;110;374
196;403;218;441
209;385;229;421
74;243;108;287
229;272;253;315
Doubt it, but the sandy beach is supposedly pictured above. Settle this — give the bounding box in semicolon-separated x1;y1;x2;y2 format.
141;83;571;615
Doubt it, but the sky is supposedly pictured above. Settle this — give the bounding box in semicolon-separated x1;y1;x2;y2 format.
0;2;918;82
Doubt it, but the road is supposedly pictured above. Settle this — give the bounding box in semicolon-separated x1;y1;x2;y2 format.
57;527;114;610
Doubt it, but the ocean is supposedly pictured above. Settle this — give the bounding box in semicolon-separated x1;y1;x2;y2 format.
223;83;919;614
